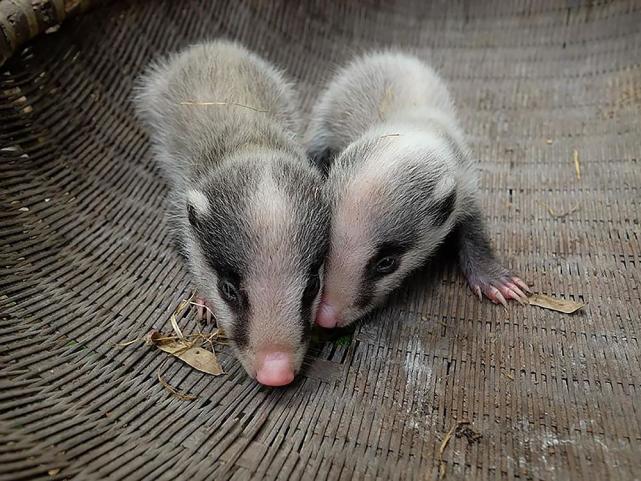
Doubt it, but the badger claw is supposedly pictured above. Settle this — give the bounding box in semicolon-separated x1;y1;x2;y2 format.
504;281;527;301
193;297;215;324
487;286;508;308
511;276;532;294
467;271;530;307
474;285;483;301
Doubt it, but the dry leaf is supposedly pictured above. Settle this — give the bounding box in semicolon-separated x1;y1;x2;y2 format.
48;468;60;476
528;293;584;314
147;331;223;375
157;340;223;375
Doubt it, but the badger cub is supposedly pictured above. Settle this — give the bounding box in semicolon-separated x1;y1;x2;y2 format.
135;41;329;386
305;51;529;328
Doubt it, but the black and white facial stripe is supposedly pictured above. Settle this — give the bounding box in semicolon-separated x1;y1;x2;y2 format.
356;239;415;309
136;40;331;384
186;156;330;349
307;50;528;329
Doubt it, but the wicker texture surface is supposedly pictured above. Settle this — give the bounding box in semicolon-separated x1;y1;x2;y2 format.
0;0;105;67
1;1;640;480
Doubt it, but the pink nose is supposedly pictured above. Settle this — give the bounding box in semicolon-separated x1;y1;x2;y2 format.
255;351;295;386
316;302;339;328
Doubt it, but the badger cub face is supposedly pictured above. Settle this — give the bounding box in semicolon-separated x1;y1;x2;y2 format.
185;156;329;385
317;133;460;328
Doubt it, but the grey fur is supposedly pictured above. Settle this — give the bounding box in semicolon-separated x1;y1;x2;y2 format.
134;41;329;379
306;51;523;326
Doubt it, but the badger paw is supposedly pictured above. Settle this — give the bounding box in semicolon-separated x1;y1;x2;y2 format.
466;270;531;307
193;296;215;324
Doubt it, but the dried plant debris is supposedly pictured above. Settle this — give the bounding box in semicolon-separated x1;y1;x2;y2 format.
438;423;457;479
378;86;395;119
573;149;581;180
117;295;225;400
439;421;482;478
146;330;223;376
179;100;268;113
455;422;482;444
544;202;580;219
156;365;196;401
528;293;585;314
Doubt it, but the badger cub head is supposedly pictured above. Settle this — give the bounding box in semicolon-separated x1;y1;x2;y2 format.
317;132;461;328
185;153;329;386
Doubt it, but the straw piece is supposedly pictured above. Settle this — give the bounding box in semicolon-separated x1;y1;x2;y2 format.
438;422;459;479
179;101;268;112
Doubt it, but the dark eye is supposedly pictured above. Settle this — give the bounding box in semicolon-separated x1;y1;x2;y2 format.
218;279;240;305
375;256;398;276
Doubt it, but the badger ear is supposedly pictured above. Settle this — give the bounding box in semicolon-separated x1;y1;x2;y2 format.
433;174;456;200
186;189;210;227
431;175;458;227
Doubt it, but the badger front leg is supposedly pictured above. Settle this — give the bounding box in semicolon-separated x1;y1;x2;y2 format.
456;203;530;306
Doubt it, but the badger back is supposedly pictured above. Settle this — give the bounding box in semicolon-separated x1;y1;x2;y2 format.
305;51;455;167
133;41;302;183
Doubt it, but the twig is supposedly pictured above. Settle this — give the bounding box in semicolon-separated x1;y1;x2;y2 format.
573;149;581;180
157;370;196;400
155;356;197;400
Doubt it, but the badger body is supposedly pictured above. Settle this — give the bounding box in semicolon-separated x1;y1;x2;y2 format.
305;52;528;328
135;41;329;385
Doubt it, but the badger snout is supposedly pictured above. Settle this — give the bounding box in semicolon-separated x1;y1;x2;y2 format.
254;345;296;386
315;300;341;328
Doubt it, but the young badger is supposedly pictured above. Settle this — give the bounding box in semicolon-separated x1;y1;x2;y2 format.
305;51;529;328
135;41;329;386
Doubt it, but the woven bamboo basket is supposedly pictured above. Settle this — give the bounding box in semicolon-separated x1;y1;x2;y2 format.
1;1;640;480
